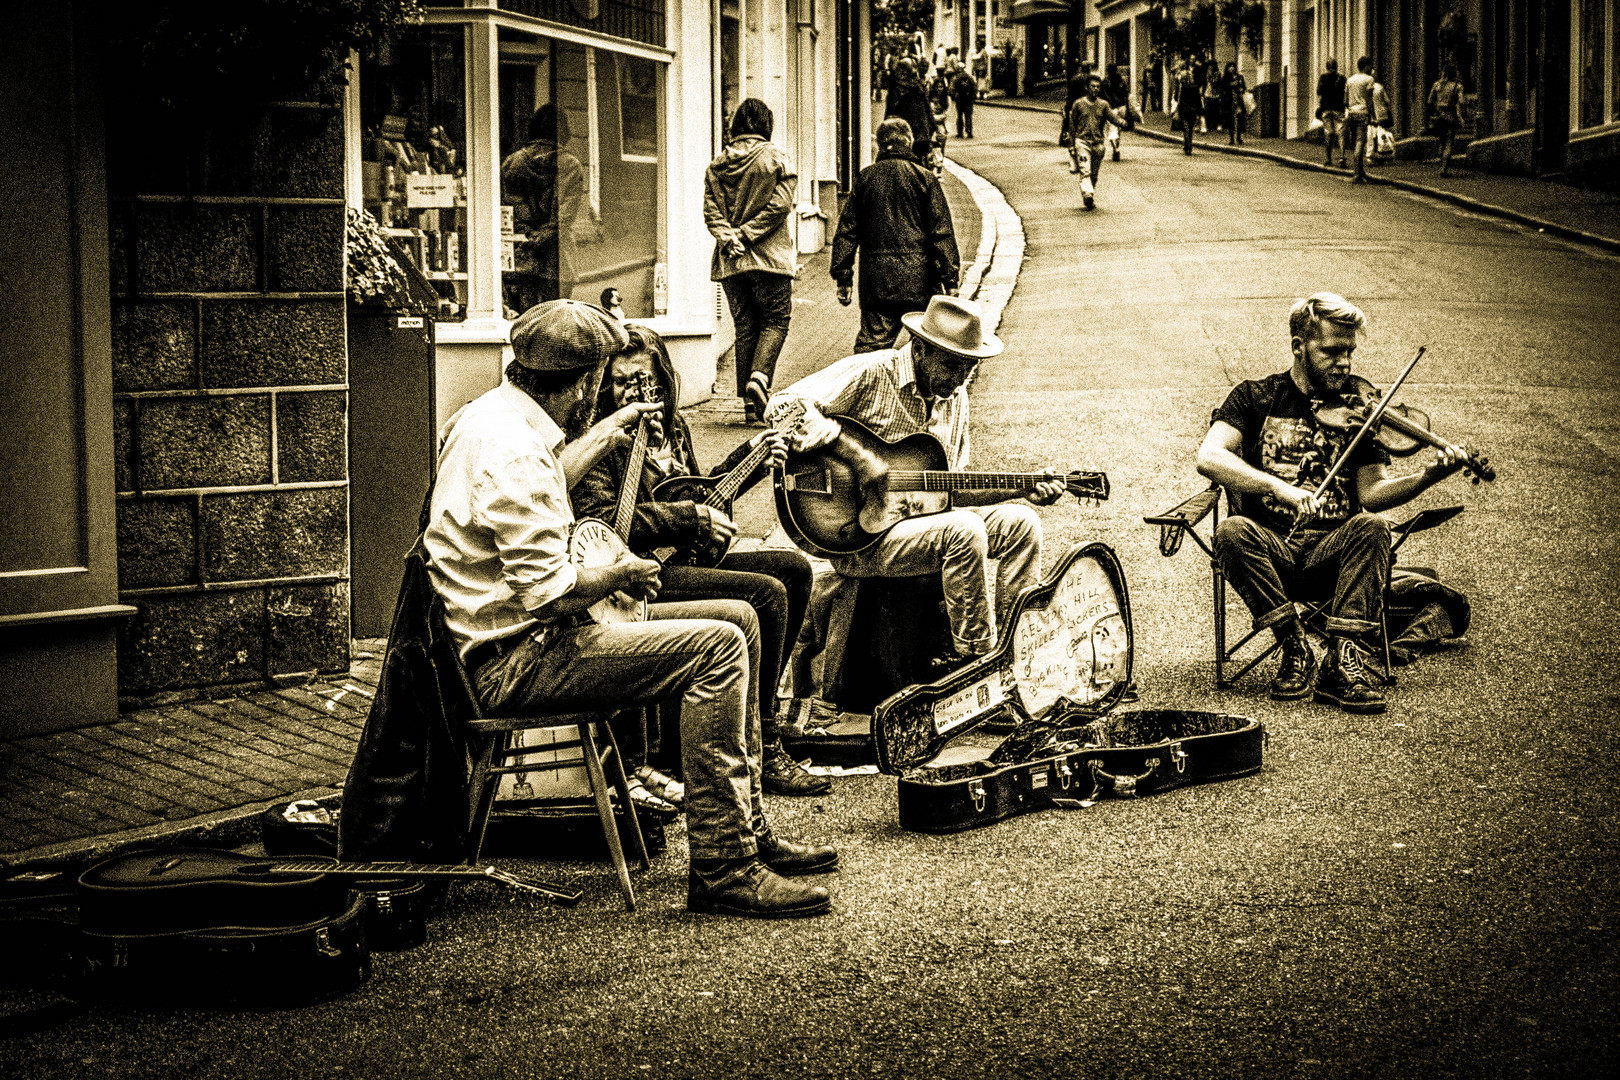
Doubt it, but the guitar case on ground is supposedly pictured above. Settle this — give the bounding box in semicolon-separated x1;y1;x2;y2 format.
872;542;1266;833
77;850;370;1006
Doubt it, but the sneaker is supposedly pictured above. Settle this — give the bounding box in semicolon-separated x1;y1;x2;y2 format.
1314;637;1386;714
1112;149;1120;162
743;376;770;422
1268;627;1319;701
688;859;831;918
761;739;831;796
1082;193;1095;210
756;827;839;875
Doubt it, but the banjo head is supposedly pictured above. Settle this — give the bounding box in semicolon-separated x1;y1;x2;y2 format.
569;518;647;624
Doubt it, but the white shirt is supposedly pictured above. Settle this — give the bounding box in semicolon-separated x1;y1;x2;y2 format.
1345;72;1375;117
425;381;578;658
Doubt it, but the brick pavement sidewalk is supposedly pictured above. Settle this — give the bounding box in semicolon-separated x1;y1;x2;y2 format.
0;168;993;877
984;93;1620;253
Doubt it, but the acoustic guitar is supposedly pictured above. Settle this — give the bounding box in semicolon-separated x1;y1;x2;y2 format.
649;400;808;568
774;417;1110;557
567;371;660;624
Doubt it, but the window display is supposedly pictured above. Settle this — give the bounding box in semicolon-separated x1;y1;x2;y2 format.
498;29;663;319
359;27;469;319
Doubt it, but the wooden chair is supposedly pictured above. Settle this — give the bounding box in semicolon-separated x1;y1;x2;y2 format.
428;597;650;911
1144;485;1463;689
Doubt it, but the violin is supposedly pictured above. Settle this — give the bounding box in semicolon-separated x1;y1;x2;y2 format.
1312;374;1495;484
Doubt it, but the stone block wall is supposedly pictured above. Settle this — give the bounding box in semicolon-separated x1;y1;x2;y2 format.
110;101;350;698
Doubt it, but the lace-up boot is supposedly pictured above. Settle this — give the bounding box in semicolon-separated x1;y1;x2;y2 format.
1313;636;1386;714
1268;623;1318;700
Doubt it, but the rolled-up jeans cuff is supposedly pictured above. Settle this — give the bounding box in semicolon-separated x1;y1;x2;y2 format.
1324;616;1378;636
1253;603;1298;633
954;631;996;656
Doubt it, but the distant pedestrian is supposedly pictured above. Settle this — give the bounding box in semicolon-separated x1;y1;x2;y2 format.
971;39;990;99
1142;64;1160;112
1317;59;1348;166
1175;65;1202;155
1102;63;1132;161
830;118;960;354
1066;74;1133;211
1344;56;1375;183
1428;64;1465;177
951;65;977;137
885;59;935;164
927;67;951;173
1367;72;1393;166
1224;63;1248;145
1202;64;1220;133
704;98;796;423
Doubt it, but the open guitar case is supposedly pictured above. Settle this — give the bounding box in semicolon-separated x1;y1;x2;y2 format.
871;542;1268;833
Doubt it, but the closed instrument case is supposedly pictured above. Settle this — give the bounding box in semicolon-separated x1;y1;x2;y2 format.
872;542;1266;833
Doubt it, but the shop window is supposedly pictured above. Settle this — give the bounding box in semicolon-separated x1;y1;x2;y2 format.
498;30;663;320
359;27;469;319
1577;0;1607;128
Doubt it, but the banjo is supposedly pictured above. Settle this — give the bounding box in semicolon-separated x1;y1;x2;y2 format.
567;371;660;624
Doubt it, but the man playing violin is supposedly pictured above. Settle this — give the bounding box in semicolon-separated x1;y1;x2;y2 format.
767;295;1065;672
1196;292;1468;714
574;324;829;798
426;300;836;918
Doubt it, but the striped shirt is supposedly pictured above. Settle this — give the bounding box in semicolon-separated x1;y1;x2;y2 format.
767;344;971;468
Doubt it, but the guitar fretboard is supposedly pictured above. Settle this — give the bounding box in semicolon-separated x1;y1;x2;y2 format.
267;861;494;878
890;472;1083;492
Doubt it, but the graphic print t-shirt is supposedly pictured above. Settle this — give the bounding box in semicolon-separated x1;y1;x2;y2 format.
1213;371;1390;537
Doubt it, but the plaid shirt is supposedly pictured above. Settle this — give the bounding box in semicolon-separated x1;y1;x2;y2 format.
767;344;971;468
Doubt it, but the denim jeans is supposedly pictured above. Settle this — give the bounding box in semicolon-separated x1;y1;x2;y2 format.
1345;114;1370;180
1073;142;1104;198
722;270;794;396
831;504;1043;655
473;599;764;859
854;303;910;354
1214;512;1390;638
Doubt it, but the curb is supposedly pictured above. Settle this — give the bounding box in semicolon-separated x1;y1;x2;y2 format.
942;157;1025;334
977;99;1620;256
1;785;342;878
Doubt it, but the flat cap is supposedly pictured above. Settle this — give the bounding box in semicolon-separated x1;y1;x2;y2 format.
509;299;629;371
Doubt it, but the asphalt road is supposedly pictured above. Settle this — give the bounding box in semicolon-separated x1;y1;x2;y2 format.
4;107;1617;1080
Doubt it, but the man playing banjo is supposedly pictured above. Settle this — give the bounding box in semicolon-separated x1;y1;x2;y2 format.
1195;293;1469;714
766;295;1065;673
425;299;837;918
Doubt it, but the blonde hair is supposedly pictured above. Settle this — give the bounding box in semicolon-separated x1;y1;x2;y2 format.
1289;292;1366;343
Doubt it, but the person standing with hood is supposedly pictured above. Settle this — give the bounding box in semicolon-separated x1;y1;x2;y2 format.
830;118;960;353
885;59;936;165
705;98;797;424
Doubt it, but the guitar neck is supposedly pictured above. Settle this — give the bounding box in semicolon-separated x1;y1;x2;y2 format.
613;419;653;540
709;440;771;506
889;471;1057;491
268;861;499;880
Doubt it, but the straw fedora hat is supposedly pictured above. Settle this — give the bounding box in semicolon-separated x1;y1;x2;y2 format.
899;295;1003;360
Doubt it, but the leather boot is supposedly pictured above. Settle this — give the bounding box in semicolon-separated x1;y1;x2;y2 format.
756;827;839;876
1314;637;1386;714
761;738;831;796
1268;623;1318;700
687;857;831;918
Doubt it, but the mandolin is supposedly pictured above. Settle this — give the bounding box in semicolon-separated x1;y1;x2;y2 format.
649;400;808;567
568;370;660;624
774;417;1110;557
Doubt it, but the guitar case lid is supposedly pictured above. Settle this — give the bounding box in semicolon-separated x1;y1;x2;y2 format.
873;542;1134;776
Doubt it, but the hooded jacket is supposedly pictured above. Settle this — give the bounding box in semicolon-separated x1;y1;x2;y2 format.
884;79;936;162
704;135;797;280
830;148;959;310
574;338;766;553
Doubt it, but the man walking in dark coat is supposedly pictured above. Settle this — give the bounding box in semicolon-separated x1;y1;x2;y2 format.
830;118;960;354
884;59;935;165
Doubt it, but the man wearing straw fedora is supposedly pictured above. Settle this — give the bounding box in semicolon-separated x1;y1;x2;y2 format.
767;295;1065;673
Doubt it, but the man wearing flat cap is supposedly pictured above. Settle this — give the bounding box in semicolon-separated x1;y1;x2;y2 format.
426;300;839;918
767;295;1064;673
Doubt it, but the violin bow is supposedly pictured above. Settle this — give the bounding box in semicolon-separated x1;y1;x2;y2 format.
1286;345;1426;541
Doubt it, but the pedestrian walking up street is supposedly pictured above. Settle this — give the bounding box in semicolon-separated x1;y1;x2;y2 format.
1429;64;1466;177
1174;63;1202;155
704;98;796;423
885;59;936;167
1102;63;1132;161
1344;56;1375;184
1317;59;1348;166
951;64;977;137
1224;62;1248;145
831;118;960;353
1066;74;1133;210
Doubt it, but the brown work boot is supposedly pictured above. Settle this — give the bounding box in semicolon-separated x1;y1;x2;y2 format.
687;858;831;918
1268;624;1319;700
1314;637;1386;714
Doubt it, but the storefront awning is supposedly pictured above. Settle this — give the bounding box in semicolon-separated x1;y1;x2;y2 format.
1006;0;1072;23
